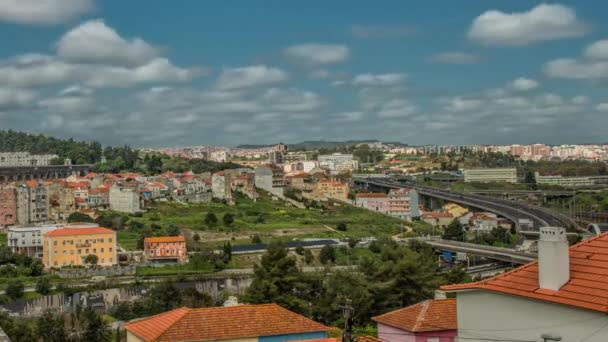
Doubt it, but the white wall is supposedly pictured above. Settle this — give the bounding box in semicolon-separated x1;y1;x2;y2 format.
456;290;608;342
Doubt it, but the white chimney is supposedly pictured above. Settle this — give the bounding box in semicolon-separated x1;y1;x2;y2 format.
434;290;447;300
538;227;570;291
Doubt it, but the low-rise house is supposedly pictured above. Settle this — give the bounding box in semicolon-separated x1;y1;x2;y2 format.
124;304;330;342
88;186;109;208
468;213;498;232
442;227;608;342
144;236;187;263
355;193;389;213
373;297;457;342
43;226;116;268
421;212;453;228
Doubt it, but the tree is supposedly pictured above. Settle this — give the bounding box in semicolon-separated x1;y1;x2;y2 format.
222;213;235;226
67;212;94;223
319;245;336;264
193;233;201;242
36;310;66;342
443;219;466;241
6;279;23;299
222;242;232;262
251;234;262;244
36;277;51;295
84;254;99;267
81;307;111;342
204;212;218;227
295;244;305;255
336;222;347;231
166;225;180;236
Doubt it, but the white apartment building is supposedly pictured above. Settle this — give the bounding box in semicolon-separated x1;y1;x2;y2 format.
534;172;595;187
109;183;143;213
254;165;284;197
16;182;49;225
7;222;99;258
318;154;359;174
463;168;517;183
0;152;59;167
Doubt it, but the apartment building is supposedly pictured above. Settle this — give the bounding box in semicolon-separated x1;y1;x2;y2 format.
43;226;117;268
109;182;143;213
0;152;59;167
0;186;16;228
388;188;419;220
315;179;349;201
355;193;389;213
47;182;75;220
9;222;99;259
318;153;359;174
534;172;594;187
16;181;49;225
255;165;284;197
463;168;517;183
144;236;187;263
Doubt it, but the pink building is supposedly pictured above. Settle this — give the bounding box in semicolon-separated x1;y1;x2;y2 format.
355;193;389;213
0;186;16;227
144;236;187;263
373;298;457;342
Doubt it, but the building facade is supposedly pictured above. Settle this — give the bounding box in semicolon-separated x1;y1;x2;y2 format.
534;172;594;187
43;227;117;268
16;181;49;225
0;186;16;227
318;154;359;174
48;182;76;220
315;179;349;201
355;193;389;213
463;168;517;183
388;188;419;220
8;224;58;258
255;165;284;197
109;183;143;213
144;236;187;263
0;152;59;167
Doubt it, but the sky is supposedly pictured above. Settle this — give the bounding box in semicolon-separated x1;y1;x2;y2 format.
0;0;608;147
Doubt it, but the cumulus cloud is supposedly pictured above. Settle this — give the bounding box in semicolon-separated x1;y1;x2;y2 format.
284;44;350;66
468;4;589;46
0;0;93;25
428;52;480;64
596;103;608;112
57;19;161;67
377;99;416;118
0;88;36;110
584;39;608;60
216;65;288;90
353;73;407;86
509;77;539;91
350;25;415;38
439;96;484;112
262;88;324;112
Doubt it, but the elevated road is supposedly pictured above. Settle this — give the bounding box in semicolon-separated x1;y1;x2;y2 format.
353;177;579;231
423;239;537;264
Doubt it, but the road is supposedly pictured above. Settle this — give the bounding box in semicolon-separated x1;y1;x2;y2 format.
421;238;537;264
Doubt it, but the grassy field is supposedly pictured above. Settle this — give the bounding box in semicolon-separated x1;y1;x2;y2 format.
117;231;140;251
129;192;424;241
0;233;6;246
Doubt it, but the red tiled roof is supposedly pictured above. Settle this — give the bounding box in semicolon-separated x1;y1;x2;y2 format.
372;298;457;333
422;212;453;218
45;227;114;237
124;304;329;342
356;192;387;198
442;232;608;313
144;236;185;243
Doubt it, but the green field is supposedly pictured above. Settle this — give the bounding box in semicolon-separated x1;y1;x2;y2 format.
117;231;140;251
129;192;426;241
0;233;6;246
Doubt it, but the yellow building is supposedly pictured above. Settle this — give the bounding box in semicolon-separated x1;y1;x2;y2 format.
43;227;117;268
443;203;468;218
315;179;350;201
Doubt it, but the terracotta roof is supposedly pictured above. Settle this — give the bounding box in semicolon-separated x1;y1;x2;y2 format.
356;192;387;198
372;298;457;333
45;227;114;237
422;212;453;218
144;236;185;243
124;304;329;342
357;336;382;342
442;232;608;313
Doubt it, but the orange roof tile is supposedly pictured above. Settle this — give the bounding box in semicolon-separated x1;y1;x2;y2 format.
422;212;453;218
124;304;329;342
144;236;185;243
442;232;608;313
45;227;114;237
372;298;457;333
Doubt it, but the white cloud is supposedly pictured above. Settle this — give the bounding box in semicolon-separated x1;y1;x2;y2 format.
570;95;589;105
284;44;350;66
262;88;324;112
0;0;93;25
216;65;287;90
377;99;416;118
333;111;365;122
38;95;95;114
350;25;415;38
509;77;539;91
309;69;330;79
596;103;608;112
544;58;608;79
584;39;608;60
353;73;407;86
57;19;161;67
59;85;93;96
0;88;36;110
468;4;589;46
428;52;480;64
440;96;484;112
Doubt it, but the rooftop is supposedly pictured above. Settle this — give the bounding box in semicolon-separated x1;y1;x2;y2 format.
124;304;329;342
442;232;608;313
144;236;186;243
372;298;457;333
356;192;387;198
45;227;114;237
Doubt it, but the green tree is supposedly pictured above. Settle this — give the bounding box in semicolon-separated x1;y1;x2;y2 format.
295;244;305;255
222;242;232;262
166;225;181;236
304;249;314;264
222;213;235;226
36;310;66;342
336;222;347;231
6;279;24;299
443;219;466;241
251;234;262;244
82;307;111;342
67;212;94;223
192;233;201;242
35;277;51;295
319;245;336;264
204;212;218;227
84;254;99;267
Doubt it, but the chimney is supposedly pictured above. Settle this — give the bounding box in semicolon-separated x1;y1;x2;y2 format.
434;290;447;300
538;227;570;291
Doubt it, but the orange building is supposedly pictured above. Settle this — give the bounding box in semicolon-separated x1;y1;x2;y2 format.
43;227;117;268
144;236;187;263
315;179;349;201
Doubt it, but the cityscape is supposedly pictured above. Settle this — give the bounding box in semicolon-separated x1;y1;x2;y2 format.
1;1;608;342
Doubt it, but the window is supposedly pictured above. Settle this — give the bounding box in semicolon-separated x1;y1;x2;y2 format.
78;249;81;255
70;250;74;255
85;249;89;254
109;248;112;252
109;238;113;242
53;240;57;246
101;248;104;253
427;339;439;342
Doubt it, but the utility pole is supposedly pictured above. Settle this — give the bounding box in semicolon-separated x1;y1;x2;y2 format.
341;299;354;342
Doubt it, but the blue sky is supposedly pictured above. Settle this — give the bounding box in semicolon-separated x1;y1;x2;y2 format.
0;0;607;147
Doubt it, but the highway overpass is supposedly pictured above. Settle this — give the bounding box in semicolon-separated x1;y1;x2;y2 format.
421;239;537;264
